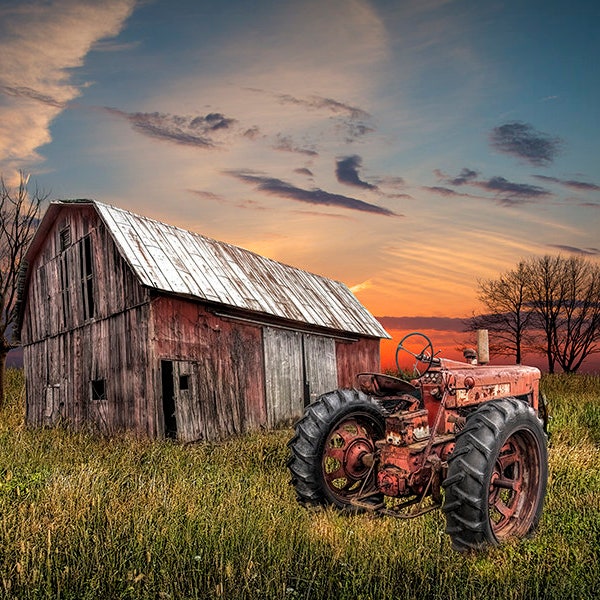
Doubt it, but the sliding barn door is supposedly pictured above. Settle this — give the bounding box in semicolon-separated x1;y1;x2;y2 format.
263;327;338;427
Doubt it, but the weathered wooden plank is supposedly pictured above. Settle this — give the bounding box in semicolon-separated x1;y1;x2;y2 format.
303;334;338;403
263;326;304;427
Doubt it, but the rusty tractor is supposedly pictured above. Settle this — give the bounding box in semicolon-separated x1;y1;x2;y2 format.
288;333;549;551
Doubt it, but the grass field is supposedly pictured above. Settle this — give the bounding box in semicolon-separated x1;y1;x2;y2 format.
0;369;598;599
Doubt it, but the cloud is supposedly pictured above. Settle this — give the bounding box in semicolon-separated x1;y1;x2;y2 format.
335;155;377;190
433;168;551;205
273;134;318;156
435;167;479;186
0;0;136;175
350;279;374;293
245;88;374;142
424;186;469;197
255;90;370;119
548;245;600;256
294;167;314;177
533;175;600;191
490;121;563;166
105;108;237;148
376;316;467;332
227;170;400;217
481;176;550;199
1;85;65;108
188;190;225;202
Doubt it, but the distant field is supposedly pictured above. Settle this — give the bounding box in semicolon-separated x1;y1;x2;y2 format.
0;369;598;600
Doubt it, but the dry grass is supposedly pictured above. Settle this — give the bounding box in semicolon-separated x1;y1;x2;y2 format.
0;369;598;599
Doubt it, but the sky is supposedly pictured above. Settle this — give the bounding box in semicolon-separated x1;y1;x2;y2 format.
1;0;599;371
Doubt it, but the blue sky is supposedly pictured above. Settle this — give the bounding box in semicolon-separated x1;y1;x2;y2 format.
1;0;599;364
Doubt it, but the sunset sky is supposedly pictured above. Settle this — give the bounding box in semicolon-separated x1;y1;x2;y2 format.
1;0;599;370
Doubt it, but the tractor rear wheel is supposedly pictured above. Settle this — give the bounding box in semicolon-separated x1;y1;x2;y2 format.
288;389;385;508
442;398;548;551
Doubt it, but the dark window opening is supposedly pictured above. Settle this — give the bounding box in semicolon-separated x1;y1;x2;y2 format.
58;255;71;327
59;226;71;251
91;379;106;401
179;374;189;391
161;361;177;438
80;235;95;320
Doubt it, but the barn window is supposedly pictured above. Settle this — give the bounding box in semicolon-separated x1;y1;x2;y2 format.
59;226;71;251
80;235;95;320
58;255;71;327
179;374;189;390
91;379;106;401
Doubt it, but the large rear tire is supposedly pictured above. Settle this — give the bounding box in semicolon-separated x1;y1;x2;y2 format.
287;389;385;508
442;398;548;551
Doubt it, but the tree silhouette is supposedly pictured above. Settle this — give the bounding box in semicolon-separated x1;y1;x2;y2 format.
0;173;46;406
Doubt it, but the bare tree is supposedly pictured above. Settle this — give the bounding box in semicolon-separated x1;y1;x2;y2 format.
525;254;600;373
0;172;46;406
466;262;536;363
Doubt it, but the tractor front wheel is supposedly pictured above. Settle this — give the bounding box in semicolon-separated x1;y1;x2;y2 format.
288;389;385;508
442;398;548;551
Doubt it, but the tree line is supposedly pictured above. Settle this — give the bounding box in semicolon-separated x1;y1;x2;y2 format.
467;255;600;373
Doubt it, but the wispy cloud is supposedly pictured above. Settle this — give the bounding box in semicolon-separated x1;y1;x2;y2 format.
490;121;563;166
335;155;377;190
433;168;551;205
226;170;400;217
245;88;374;142
105;108;237;148
273;134;318;156
548;244;600;256
294;167;314;177
0;0;136;176
533;174;600;191
248;89;370;119
0;85;66;109
424;186;472;197
435;167;479;186
474;177;551;206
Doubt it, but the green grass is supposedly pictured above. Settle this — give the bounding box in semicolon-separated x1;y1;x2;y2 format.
0;369;598;599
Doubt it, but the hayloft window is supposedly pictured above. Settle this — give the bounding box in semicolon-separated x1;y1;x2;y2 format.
58;255;71;326
91;379;106;401
59;226;71;251
79;235;95;320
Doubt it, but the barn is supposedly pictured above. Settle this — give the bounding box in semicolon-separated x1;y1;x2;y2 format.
15;199;390;441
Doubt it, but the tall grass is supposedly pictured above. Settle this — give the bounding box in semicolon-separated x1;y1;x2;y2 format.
0;369;598;599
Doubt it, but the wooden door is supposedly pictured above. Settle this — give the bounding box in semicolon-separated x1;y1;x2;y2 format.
163;360;204;442
303;334;337;404
263;328;339;426
263;327;304;427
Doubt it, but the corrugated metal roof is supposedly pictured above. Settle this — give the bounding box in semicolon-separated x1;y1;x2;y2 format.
69;200;390;339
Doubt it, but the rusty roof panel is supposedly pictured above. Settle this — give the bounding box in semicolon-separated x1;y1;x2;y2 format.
85;201;389;338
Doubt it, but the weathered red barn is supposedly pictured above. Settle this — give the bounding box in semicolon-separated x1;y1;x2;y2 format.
15;200;389;441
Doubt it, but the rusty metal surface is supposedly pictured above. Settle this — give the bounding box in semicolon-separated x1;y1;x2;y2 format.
40;200;390;339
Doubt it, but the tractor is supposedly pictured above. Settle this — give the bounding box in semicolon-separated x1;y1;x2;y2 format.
288;333;549;552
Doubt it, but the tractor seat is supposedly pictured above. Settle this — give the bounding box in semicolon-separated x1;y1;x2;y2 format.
356;372;417;397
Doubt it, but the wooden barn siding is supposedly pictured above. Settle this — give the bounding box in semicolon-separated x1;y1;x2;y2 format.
150;296;266;440
335;337;381;388
22;206;149;344
24;305;155;435
22;206;156;435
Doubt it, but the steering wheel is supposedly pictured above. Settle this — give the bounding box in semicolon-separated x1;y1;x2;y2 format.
395;332;436;378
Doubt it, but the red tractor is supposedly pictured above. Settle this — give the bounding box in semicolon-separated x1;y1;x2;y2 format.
288;333;549;551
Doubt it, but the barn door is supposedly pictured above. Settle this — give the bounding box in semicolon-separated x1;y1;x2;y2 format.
263;328;304;427
263;328;338;427
161;360;203;442
303;334;338;404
